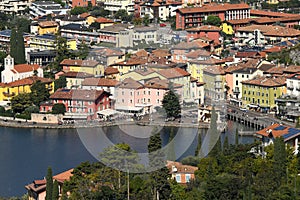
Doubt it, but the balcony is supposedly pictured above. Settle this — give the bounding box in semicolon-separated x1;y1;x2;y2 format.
3;92;15;97
233;87;240;94
287;86;294;90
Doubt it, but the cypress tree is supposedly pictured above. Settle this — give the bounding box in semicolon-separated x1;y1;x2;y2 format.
10;27;17;59
167;127;176;161
235;128;239;146
45;167;53;200
52;180;59;200
223;135;229;152
273;137;287;186
195;133;202;156
15;27;25;64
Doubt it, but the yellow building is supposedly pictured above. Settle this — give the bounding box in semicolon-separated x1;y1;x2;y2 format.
60;59;104;77
220;23;235;35
241;76;286;111
29;34;77;51
121;68;164;81
37;21;59;35
80;13;96;25
60;71;94;89
0;76;54;101
203;66;226;101
188;59;226;82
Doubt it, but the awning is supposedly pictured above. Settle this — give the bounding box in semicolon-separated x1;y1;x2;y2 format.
248;104;258;108
115;106;143;112
97;109;118;116
230;98;242;103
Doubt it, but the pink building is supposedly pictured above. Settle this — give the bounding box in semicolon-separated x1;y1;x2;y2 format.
40;89;112;120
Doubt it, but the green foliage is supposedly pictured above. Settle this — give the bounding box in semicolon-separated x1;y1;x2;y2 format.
90;7;109;17
204;15;221;26
52;180;59;200
195;133;202;156
30;80;50;106
273;137;287;185
143;14;150;26
133;17;143;25
0;106;5;114
70;6;87;15
54;76;67;91
52;103;66;115
162;90;181;119
45;167;53;200
11;93;32;114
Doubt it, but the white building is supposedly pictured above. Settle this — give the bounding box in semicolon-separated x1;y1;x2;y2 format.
99;0;134;15
287;73;300;97
29;1;70;18
116;26;158;48
1;55;43;83
0;0;31;15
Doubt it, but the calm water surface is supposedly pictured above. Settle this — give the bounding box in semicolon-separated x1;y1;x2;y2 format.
0;121;255;197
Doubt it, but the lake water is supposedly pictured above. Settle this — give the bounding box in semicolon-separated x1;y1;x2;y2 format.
0;120;255;197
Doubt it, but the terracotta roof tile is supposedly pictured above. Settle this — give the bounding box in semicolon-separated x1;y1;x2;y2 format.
95;17;114;23
60;59;82;66
80;13;91;18
256;123;300;141
8;76;52;87
61;71;94;78
158;67;190;79
104;67;119;75
38;21;58;28
13;64;40;73
144;77;182;89
186;49;211;59
166;161;198;174
82;77;119;87
283;65;300;74
50;89;108;101
241;76;286;87
173;39;210;50
152;49;171;58
53;169;74;183
135;49;148;57
250;10;300;18
203;65;225;75
186;25;221;32
117;78;143;89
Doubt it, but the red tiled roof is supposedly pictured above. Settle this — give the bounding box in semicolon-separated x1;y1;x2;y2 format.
173;39;210;50
117;78;143;89
178;3;250;14
237;25;300;37
82;77;119;87
12;64;40;73
152;49;171;58
166;161;198;174
38;21;58;28
186;25;221;32
241;76;286;87
186;49;211;59
158;67;190;79
53;169;73;183
95;17;114;23
61;71;94;78
104;67;119;75
263;46;284;53
250;10;300;18
144;77;182;89
80;12;91;18
50;89;108;101
60;59;82;66
8;76;52;87
235;51;262;58
203;65;225;75
135;49;148;57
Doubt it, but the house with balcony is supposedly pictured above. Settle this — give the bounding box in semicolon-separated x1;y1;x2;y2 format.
28;34;77;51
27;50;56;66
81;77;120;100
87;47;125;67
235;25;300;46
116;26;158;48
0;0;30;15
0;76;54;101
40;89;112;120
60;24;101;44
29;1;70;18
36;21;59;35
241;76;286;112
98;24;129;45
176;3;250;30
99;0;135;15
166;161;198;184
1;55;43;83
60;59;104;77
256;124;300;154
203;65;226;102
286;73;300;97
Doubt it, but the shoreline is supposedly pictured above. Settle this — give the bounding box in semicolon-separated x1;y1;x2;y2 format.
0;118;211;129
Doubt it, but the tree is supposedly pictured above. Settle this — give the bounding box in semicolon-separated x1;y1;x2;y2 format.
148;127;171;200
30;80;50;106
52;103;66;115
235;128;239;146
70;6;87;15
195;133;202;156
45;167;53;200
143;14;150;26
114;9;128;21
162;90;181;119
204;15;221;26
54;76;67;91
10;26;25;64
52;180;59;200
273;137;287;185
11;93;32;114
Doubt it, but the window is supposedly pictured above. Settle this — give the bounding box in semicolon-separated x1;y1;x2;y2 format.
236;80;238;85
157;91;160;96
130;99;133;103
157;99;160;103
148;99;150;103
148;91;150;95
185;174;191;183
176;174;181;183
274;93;276;97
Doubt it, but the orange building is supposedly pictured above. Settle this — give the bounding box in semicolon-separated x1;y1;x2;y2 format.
72;0;96;7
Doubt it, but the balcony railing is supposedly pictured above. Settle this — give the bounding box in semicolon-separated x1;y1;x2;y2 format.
3;92;15;97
